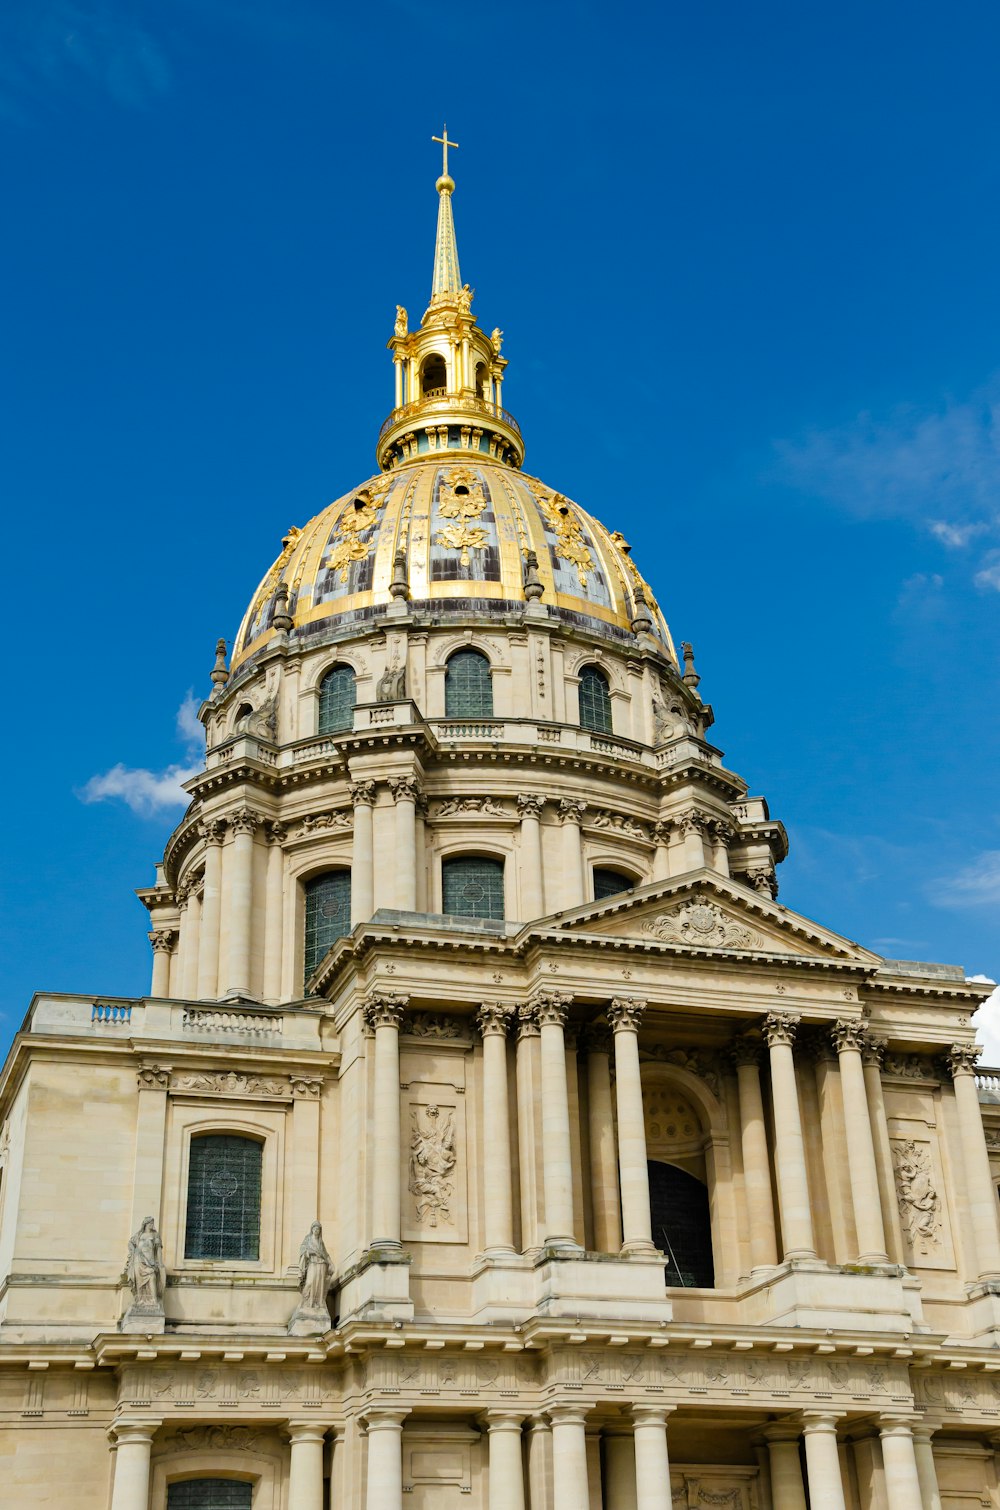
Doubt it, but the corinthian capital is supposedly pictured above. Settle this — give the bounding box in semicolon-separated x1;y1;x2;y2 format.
762;1011;801;1048
363;991;409;1031
199;817;226;845
861;1034;886;1069
557;798;587;825
830;1018;868;1055
349;779;376;808
945;1043;982;1079
476;1001;513;1038
387;775;421;805
516;1002;541;1039
729;1035;762;1069
532;991;572;1028
607;997;647;1032
745;865;778;900
676;811;706;838
229;807;262;836
516;793;545;820
150;929;176;954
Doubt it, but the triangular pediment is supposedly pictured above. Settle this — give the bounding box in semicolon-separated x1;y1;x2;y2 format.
535;870;879;964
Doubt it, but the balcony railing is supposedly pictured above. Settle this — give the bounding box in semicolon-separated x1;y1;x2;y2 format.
378;393;522;443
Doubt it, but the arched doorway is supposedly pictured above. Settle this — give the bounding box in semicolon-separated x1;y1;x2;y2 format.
648;1159;715;1288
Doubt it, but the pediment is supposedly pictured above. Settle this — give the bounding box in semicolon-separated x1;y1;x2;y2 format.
541;871;879;964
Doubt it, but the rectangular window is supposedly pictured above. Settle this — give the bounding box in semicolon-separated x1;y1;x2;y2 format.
184;1135;262;1261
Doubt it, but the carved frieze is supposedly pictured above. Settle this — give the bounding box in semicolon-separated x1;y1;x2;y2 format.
301;809;352;833
161;1425;259;1454
403;1011;468;1040
590;809;648;841
436;796;508;817
170;1070;290;1099
641;901;762;951
883;1053;936;1080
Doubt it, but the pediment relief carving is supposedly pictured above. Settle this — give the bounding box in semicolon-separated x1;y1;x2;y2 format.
641;901;764;951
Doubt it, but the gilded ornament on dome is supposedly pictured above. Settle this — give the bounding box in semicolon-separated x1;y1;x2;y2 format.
435;467;490;564
529;480;595;586
322;487;387;583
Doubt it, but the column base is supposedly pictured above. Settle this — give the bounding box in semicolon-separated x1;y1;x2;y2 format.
621;1239;659;1258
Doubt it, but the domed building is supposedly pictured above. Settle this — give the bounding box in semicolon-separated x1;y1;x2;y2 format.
2;145;1000;1510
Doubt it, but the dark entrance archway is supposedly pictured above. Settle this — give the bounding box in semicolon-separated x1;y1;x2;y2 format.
648;1159;715;1288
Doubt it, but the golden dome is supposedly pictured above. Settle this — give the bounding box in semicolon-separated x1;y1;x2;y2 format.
231;457;674;671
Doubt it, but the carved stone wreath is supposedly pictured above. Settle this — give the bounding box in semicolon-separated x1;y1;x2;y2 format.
641;901;762;951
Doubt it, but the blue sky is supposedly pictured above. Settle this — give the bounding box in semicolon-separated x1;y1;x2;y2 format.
3;0;999;1052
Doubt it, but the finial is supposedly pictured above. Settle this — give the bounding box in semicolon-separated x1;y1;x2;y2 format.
430;127;463;299
272;581;293;632
390;547;410;600
432;125;459;184
210;638;229;694
681;641;700;690
630;587;652;635
523;549;545;602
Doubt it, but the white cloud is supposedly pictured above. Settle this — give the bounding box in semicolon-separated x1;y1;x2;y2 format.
78;761;198;816
974;551;1000;591
931;851;1000;908
973;981;1000;1066
0;2;171;119
927;519;989;549
78;694;201;817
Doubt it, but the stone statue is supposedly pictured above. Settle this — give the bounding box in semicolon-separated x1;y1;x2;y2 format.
394;305;408;337
376;662;406;701
288;1221;335;1336
120;1217;166;1331
490;327;503;355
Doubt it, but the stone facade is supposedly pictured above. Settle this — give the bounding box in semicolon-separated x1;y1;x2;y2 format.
2;158;1000;1510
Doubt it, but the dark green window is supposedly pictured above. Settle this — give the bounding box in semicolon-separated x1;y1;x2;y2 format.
318;664;355;734
444;649;493;717
304;871;351;981
649;1160;715;1289
442;856;505;920
593;867;631;901
168;1482;253;1510
578;665;612;733
185;1136;262;1261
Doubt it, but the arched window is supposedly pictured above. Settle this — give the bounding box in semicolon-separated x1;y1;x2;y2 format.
648;1160;715;1289
318;665;355;734
185;1135;262;1262
593;866;632;902
304;871;352;982
442;856;505;921
445;649;493;717
578;664;612;734
475;361;487;399
168;1482;253;1510
421;353;447;396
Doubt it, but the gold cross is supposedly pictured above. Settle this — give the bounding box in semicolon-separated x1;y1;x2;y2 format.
432;125;459;177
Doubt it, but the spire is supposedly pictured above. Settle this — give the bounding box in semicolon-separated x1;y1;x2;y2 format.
431;126;462;299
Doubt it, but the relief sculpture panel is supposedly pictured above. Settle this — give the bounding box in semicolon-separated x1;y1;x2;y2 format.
401;1077;468;1244
889;1125;954;1267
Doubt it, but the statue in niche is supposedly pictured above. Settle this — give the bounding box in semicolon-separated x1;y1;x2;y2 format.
288;1221;335;1336
376;661;407;701
409;1104;457;1227
120;1217;166;1331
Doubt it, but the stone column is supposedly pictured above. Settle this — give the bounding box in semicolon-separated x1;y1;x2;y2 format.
677;812;707;870
110;1420;160;1510
861;1036;906;1265
607;998;655;1255
149;930;174;997
364;993;408;1252
517;794;545;919
388;776;419;912
223;807;259;998
946;1045;1000;1279
477;1003;515;1255
287;1421;326;1510
831;1019;889;1263
485;1411;526;1510
180;886;201;999
762;1012;817;1260
764;1425;807;1510
708;818;733;878
603;1430;638;1510
548;1406;590;1510
878;1420;924;1510
731;1038;779;1272
801;1414;846;1510
537;994;580;1250
516;1004;544;1253
651;821;672;882
582;1025;622;1253
558;799;587;909
364;1408;409;1510
585;1427;604;1510
912;1425;943;1510
262;820;286;1003
528;1415;553;1510
329;1424;346;1510
350;780;376;926
632;1407;674;1510
196;818;225;999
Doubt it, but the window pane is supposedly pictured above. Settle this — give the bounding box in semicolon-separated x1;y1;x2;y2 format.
578;666;612;733
445;650;493;717
318;665;355;733
442;857;505;921
185;1136;262;1261
168;1482;253;1510
593;867;631;901
304;872;352;982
